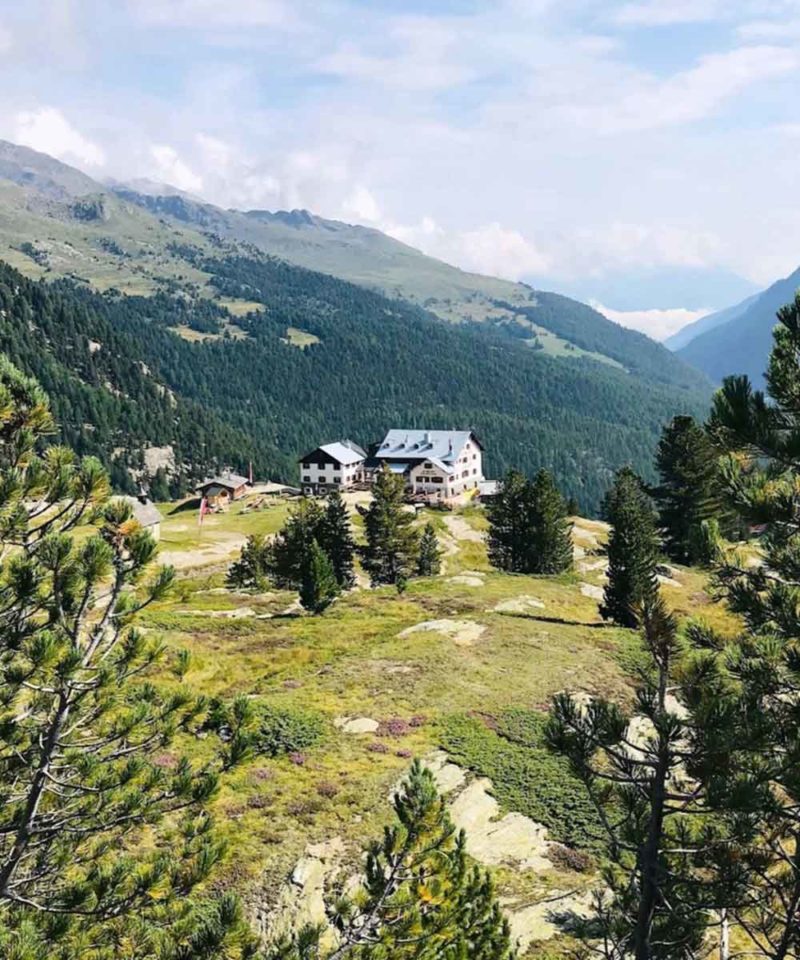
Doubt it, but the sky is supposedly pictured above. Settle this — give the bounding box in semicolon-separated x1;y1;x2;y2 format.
1;0;800;339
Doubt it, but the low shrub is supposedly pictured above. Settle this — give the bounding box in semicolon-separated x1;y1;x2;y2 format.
439;711;605;853
548;843;594;873
377;717;410;738
367;742;389;754
205;697;325;759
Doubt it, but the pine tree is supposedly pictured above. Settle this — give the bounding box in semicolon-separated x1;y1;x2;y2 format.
487;469;529;572
0;358;247;958
267;498;326;588
703;291;800;959
270;761;516;960
653;415;724;565
226;532;272;589
319;490;356;589
416;523;442;577
547;597;742;960
600;467;660;628
299;539;340;614
525;468;573;574
361;466;419;587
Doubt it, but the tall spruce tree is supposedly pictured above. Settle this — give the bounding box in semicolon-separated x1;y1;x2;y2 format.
0;358;248;959
600;467;660;628
299;539;340;614
361;466;419;587
653;415;723;565
487;468;572;574
266;498;326;588
525;468;573;574
486;469;530;572
416;522;442;577
319;490;356;589
270;761;516;960
703;292;800;959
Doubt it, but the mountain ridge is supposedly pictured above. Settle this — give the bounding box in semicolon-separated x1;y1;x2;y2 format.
676;266;800;387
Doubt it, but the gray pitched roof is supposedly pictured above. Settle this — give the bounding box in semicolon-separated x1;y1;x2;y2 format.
119;497;162;528
376;430;478;464
299;439;366;465
199;474;250;490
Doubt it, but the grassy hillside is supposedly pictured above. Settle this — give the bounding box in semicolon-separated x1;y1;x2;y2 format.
142;491;741;957
0;138;712;390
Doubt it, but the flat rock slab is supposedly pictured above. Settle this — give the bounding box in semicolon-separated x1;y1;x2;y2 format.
580;582;604;600
334;716;379;734
491;596;545;614
656;574;682;588
400;619;486;647
578;559;607;574
505;890;595;949
449;779;552;872
443;515;485;542
446;575;485;586
425;751;467;794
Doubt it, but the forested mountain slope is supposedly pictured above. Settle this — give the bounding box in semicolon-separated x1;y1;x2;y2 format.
677;266;800;387
0;254;709;512
0;139;710;387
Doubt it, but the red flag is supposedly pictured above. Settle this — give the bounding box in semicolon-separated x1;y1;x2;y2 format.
198;496;208;526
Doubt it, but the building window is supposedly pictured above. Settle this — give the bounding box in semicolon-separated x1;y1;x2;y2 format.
334;477;341;483
303;475;311;482
333;463;340;471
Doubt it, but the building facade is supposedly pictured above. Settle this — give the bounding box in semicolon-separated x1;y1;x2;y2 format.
298;440;367;496
197;474;250;506
372;429;484;501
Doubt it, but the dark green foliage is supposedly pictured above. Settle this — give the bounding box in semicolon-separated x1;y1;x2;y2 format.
262;498;325;589
704;292;800;958
527;469;574;574
270;760;516;960
319;490;356;588
361;467;419;586
300;539;340;614
600;467;660;628
652;415;724;565
547;597;740;960
205;697;325;760
0;252;709;512
487;468;572;574
0;360;248;957
439;712;604;853
416;523;442;577
226;533;272;590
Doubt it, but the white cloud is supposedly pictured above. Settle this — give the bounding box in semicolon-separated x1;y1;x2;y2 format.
316;18;474;92
562;45;799;133
592;302;711;340
341;185;381;223
384;217;550;280
0;23;11;53
613;0;723;26
128;0;298;29
149;144;203;193
14;107;106;167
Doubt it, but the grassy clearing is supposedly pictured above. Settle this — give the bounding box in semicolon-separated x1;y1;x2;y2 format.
285;326;321;347
137;497;741;953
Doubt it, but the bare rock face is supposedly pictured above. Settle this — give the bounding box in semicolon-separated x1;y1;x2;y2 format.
448;779;552;872
580;582;604;600
268;838;346;943
334;716;379;735
399;619;486;646
491;596;545;614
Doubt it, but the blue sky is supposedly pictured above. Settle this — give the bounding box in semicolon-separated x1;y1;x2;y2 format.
2;0;800;337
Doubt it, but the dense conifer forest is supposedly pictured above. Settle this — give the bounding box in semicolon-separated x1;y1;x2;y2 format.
0;254;709;510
